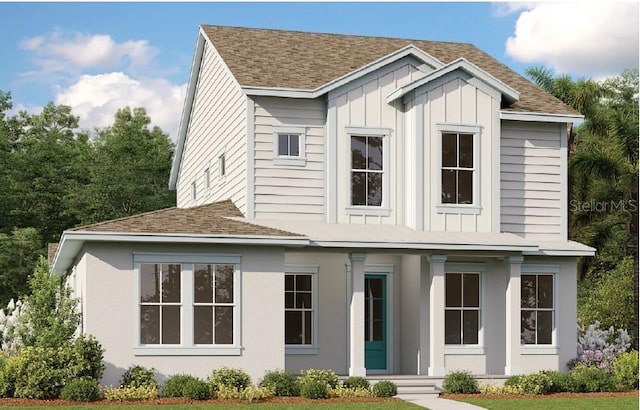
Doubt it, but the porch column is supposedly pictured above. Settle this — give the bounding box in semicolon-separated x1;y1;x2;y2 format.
505;255;524;375
427;254;447;376
348;253;367;376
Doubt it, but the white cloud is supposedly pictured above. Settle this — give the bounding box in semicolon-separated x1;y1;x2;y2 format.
504;2;639;77
55;72;187;140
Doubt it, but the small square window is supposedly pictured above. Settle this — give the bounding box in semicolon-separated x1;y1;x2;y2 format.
273;126;306;166
278;134;300;157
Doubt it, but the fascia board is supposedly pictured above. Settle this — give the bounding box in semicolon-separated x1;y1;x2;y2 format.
500;111;585;123
523;249;595;256
242;45;444;99
309;240;538;253
169;30;206;190
387;58;520;104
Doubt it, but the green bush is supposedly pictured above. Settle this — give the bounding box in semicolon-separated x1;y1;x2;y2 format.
540;370;572;393
342;376;370;390
519;373;554;394
260;369;300;396
162;374;200;397
300;379;328;399
372;380;397;397
120;365;157;389
570;364;614;392
0;354;21;397
504;374;523;388
299;368;339;389
329;385;372;398
208;367;252;394
66;335;105;381
183;379;210;400
13;346;68;399
103;385;158;401
442;370;479;394
59;378;100;402
611;350;639;391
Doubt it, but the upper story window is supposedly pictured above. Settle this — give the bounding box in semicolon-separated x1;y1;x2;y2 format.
203;167;211;191
351;135;383;207
521;273;554;345
436;124;482;214
442;132;474;204
219;153;226;179
273;126;306;166
190;181;197;202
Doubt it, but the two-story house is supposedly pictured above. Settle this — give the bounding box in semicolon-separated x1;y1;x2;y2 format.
51;25;594;385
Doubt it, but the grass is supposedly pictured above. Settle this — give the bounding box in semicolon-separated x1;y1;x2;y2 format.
456;395;639;410
6;403;421;410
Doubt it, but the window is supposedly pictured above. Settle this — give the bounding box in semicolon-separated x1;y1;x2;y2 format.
278;134;300;157
285;273;313;345
190;181;197;202
351;135;383;206
135;254;241;355
273;126;306;166
521;274;554;345
445;272;480;345
203;167;210;191
442;132;474;204
219;154;226;179
140;263;181;344
193;264;235;345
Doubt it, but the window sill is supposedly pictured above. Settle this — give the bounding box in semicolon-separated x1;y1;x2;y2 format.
521;346;558;355
285;346;319;355
436;205;482;215
134;346;242;356
273;157;306;167
444;346;486;355
345;206;391;217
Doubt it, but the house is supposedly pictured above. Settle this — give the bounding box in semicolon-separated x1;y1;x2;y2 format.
51;25;595;385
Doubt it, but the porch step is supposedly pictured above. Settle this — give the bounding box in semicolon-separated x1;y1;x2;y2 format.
341;376;441;398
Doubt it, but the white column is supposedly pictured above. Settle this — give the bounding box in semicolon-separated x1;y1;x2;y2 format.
427;254;447;376
349;253;367;376
418;257;430;375
505;255;523;375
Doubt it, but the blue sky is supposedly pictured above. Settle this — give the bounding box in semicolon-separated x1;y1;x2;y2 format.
1;2;638;139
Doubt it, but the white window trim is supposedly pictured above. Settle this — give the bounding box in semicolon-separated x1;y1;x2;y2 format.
435;124;483;215
133;253;242;356
285;264;319;355
218;147;227;185
444;263;486;355
520;264;559;353
273;125;307;166
345;126;391;216
203;163;211;197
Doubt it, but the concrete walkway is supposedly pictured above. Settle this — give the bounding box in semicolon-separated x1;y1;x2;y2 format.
398;394;486;410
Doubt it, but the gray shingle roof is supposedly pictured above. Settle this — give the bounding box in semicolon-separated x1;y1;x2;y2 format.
201;25;579;115
70;200;300;237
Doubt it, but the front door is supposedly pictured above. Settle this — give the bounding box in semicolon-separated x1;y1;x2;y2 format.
364;275;386;370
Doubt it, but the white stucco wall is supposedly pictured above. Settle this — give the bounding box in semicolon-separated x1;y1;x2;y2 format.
78;242;285;385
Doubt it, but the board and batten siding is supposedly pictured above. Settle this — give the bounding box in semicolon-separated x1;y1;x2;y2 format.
410;73;500;233
330;57;428;225
252;96;326;220
176;40;247;212
500;121;564;240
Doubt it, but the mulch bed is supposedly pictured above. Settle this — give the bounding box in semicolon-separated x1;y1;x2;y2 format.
0;396;404;407
442;391;639;400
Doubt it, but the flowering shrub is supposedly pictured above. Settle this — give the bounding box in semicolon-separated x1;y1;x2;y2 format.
569;321;630;370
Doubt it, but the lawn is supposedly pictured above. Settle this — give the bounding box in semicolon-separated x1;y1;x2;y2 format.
454;394;639;410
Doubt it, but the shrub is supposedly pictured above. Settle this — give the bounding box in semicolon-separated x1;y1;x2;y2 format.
299;368;339;389
611;350;639;391
208;367;251;394
479;384;524;395
260;369;300;396
570;321;631;370
215;385;274;402
300;379;328;399
329;385;372;398
66;335;105;381
0;354;21;397
103;385;158;401
60;378;100;402
540;370;572;393
570;364;614;392
120;365;157;389
182;379;210;400
162;374;200;397
516;373;554;394
13;346;68;399
504;375;523;388
372;380;397;397
342;376;370;390
442;370;479;394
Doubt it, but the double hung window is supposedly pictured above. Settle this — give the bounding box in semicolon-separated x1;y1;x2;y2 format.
445;272;481;345
441;132;474;205
521;274;554;345
351;135;383;207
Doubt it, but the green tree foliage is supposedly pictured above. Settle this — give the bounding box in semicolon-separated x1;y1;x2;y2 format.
0;228;42;304
72;107;175;224
526;68;639;346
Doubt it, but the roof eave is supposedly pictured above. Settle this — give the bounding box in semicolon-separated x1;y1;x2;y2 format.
500;111;585;123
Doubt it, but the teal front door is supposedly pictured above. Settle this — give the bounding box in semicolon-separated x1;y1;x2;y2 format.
364;275;386;370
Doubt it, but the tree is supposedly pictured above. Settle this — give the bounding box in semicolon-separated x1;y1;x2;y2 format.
73;107;175;224
0;228;43;306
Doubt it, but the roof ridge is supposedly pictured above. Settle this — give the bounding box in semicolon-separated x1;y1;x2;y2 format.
201;24;474;47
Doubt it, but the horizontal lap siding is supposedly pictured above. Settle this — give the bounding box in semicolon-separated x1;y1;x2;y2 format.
253;97;325;220
177;41;247;211
500;122;562;239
